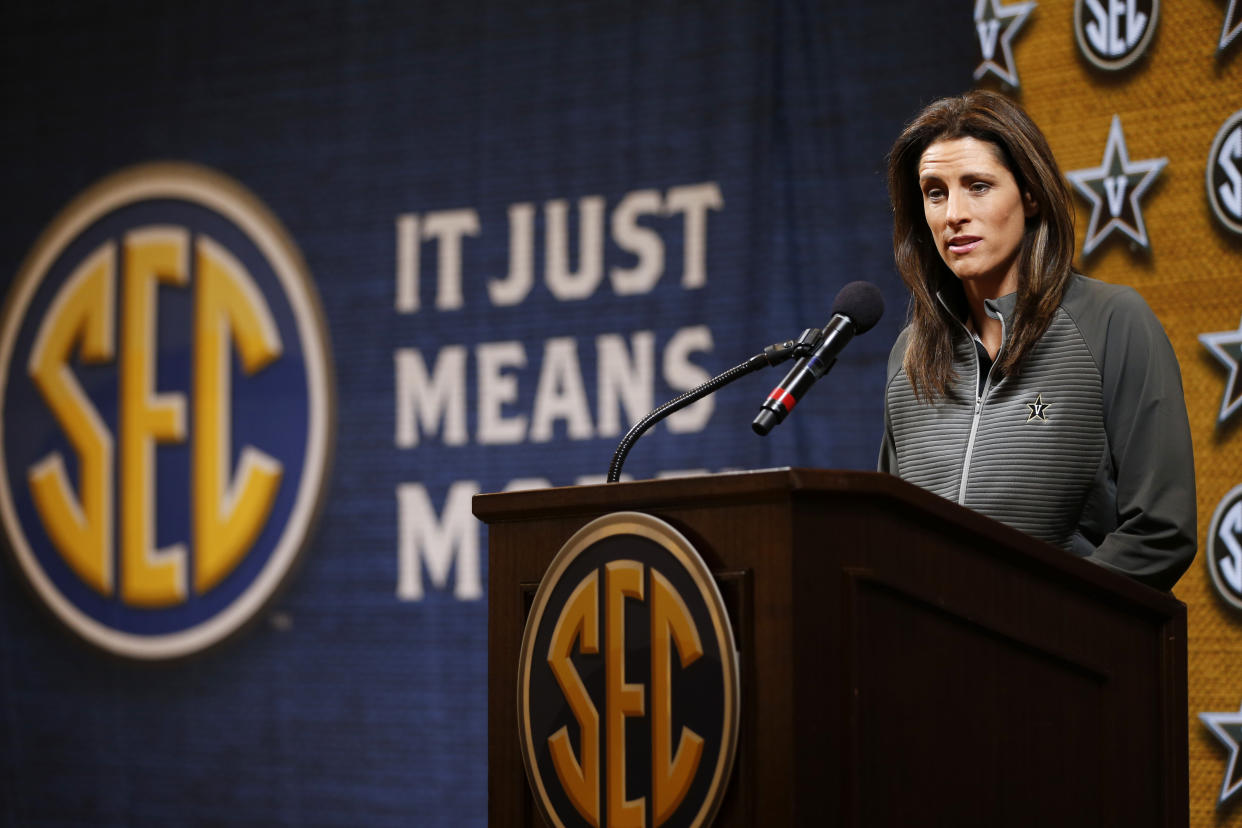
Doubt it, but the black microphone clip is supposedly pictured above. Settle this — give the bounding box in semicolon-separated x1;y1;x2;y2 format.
750;327;823;370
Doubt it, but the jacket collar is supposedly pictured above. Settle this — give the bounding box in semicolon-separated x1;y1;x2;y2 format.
936;285;1018;331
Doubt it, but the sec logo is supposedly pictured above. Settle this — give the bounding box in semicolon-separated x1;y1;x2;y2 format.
1207;481;1242;613
0;163;334;659
1074;0;1159;71
1208;107;1242;237
519;512;740;828
1208;484;1242;612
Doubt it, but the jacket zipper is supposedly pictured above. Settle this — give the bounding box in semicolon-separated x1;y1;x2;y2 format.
958;393;985;505
957;310;1005;506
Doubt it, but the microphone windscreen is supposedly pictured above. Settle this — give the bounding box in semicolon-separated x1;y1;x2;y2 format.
831;281;884;334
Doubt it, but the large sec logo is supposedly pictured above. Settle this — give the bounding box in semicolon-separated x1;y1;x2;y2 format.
0;163;334;659
519;512;739;828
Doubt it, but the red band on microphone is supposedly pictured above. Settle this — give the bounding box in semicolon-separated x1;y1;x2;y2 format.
766;387;798;413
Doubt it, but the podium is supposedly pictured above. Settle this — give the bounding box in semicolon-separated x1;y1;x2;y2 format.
474;469;1188;827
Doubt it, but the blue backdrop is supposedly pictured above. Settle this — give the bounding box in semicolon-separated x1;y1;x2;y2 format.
0;2;972;825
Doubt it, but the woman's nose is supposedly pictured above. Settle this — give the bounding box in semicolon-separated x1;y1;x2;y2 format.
945;189;968;225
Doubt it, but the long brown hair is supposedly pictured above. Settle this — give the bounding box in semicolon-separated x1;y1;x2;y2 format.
887;90;1075;401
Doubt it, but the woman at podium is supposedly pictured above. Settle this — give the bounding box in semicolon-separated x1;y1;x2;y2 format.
878;90;1195;591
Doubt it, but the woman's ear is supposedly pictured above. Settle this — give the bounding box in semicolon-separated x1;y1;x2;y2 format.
1023;191;1039;218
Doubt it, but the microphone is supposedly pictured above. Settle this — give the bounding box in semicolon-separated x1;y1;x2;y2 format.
751;280;884;435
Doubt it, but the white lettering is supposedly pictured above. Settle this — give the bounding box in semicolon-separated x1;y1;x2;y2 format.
610;189;665;295
530;337;594;441
546;196;606;300
1084;0;1109;53
1085;0;1145;56
663;325;715;433
1124;0;1147;50
422;209;480;310
504;477;553;492
394;346;468;448
389;328;718;448
666;183;723;289
596;331;655;438
574;474;612;486
477;341;528;445
405;182;722;310
396;481;482;601
395;214;420;312
490;202;536;306
1108;0;1126;55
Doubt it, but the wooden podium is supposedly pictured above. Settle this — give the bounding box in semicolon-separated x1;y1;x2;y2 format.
474;469;1188;827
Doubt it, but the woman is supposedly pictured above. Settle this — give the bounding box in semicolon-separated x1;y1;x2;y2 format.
878;90;1195;591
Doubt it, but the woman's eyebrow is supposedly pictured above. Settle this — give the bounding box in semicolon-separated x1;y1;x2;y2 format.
920;169;997;182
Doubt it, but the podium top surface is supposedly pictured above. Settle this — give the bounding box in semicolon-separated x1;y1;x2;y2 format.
473;468;903;519
473;467;1184;616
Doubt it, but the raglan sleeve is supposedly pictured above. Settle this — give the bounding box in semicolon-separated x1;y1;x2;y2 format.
1088;287;1196;590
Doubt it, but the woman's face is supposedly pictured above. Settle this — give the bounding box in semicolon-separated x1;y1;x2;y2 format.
917;135;1037;296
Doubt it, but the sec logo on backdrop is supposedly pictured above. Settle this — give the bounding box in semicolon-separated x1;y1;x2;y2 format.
1208;107;1242;237
0;163;334;659
519;512;740;828
1074;0;1159;72
1207;483;1242;612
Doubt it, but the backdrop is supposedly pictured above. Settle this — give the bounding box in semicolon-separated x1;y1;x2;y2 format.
1;1;1239;826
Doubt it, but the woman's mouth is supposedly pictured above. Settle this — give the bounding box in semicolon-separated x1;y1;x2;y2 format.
947;236;981;254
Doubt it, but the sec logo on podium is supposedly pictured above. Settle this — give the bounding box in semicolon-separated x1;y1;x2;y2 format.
0;163;334;660
518;512;740;828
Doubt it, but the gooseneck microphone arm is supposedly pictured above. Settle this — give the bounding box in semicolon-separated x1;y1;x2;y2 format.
607;281;884;482
606;328;823;483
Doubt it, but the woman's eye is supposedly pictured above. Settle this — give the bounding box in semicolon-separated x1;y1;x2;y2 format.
925;188;944;201
970;182;991;193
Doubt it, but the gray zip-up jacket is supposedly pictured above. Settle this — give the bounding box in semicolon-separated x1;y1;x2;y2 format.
879;273;1196;591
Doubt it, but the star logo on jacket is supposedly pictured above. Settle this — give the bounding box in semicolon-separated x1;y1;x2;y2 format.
1220;0;1241;55
1025;393;1051;422
1200;318;1242;423
1201;703;1242;806
973;0;1037;88
1065;115;1167;257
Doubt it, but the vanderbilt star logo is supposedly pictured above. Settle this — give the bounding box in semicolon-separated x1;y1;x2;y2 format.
1221;0;1241;55
1025;393;1050;422
1200;318;1242;423
1065;115;1167;257
1201;704;1242;806
973;0;1037;88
